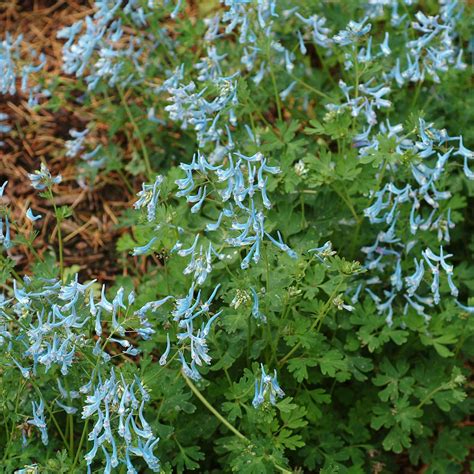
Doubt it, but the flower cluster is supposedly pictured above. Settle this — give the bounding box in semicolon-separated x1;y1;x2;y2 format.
355;119;473;324
0;173;160;470
0;33;48;106
252;364;285;408
82;369;159;472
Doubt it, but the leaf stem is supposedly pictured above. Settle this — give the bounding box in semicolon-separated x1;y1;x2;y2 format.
331;184;361;224
118;87;153;180
47;187;64;281
278;280;343;366
72;419;89;470
416;382;450;410
183;374;292;474
182;373;247;441
287;72;331;100
267;44;283;121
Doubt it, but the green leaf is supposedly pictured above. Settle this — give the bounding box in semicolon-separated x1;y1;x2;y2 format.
287;357;318;383
318;350;350;380
275;428;305;450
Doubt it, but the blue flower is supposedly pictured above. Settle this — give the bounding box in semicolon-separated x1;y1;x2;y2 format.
0;216;12;249
179;351;201;381
280;81;296;101
159;333;171;366
134;175;164;222
27;398;48;446
252;364;284;408
26;208;42;222
250;287;266;323
65;128;89;158
265;231;297;259
0;181;7;197
333;17;371;46
380;32;391;56
132;237;157;256
28;163;62;190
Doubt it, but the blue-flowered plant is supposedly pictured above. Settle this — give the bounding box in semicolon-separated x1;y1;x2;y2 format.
0;1;473;473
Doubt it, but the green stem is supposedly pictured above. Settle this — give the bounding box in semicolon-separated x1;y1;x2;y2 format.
270;294;291;365
65;379;74;455
410;81;422;111
267;45;283;121
287;72;331;100
72;419;89;470
2;380;26;462
247;315;252;363
118;87;153;180
47;188;64;280
11;219;44;262
117;168;135;195
183;375;291;474
263;246;277;363
183;374;247;441
331;184;361;224
416;382;450;410
278;280;343;366
30;382;69;448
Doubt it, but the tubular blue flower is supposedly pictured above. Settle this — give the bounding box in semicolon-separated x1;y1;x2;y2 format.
159;333;171;366
455;301;474;314
65;128;89;158
56;400;78;415
28;398;48;446
26;208;42;222
350;283;363;304
206;208;228;231
178;351;201;381
405;259;425;296
358;36;373;63
56;19;84;47
241;238;260;270
421;249;441;304
141;436;161;471
178;235;199;257
135;296;173;319
190;186;207;213
308;241;336;263
134;175;164;222
265;231;297;259
404;294;430;320
28;163;62;190
12;358;30;378
0;216;12;249
252;364;285;408
296;12;332;48
170;0;182;19
333;17;371;46
250;287;266;323
380;32;391;56
172;283;198;321
201;310;222;337
132;237;157;256
390;259;403;291
447;273;459;298
252;378;264;408
279;81;296;101
296;30;307;54
463;156;474;180
0;180;7;197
